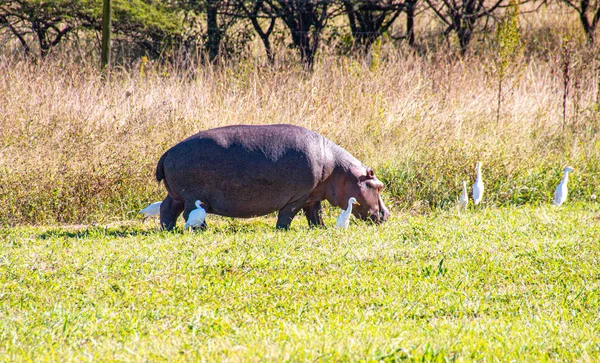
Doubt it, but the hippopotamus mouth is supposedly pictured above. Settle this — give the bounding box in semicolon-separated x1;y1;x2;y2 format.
367;211;388;224
364;199;390;224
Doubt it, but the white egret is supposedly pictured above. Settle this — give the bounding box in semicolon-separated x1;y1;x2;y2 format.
139;201;162;218
459;181;469;210
472;162;484;205
185;200;207;230
553;166;574;206
336;197;360;229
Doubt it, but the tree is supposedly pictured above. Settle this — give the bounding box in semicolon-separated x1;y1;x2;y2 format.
0;0;94;57
0;0;183;58
108;0;184;58
562;0;600;44
424;0;505;54
342;0;405;54
237;0;276;63
178;0;252;63
405;0;417;46
263;0;336;68
204;0;224;62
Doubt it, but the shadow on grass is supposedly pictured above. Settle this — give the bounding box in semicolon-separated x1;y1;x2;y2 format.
32;213;344;240
36;220;274;239
211;219;272;234
37;225;160;240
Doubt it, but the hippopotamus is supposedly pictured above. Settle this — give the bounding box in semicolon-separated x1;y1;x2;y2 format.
155;124;390;230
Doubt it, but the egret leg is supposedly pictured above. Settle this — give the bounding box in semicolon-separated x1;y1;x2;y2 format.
185;222;207;232
303;201;324;227
160;195;184;231
276;201;304;230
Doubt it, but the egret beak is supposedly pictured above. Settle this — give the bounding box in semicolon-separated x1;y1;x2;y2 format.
354;201;361;206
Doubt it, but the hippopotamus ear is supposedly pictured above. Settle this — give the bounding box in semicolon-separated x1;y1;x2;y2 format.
366;168;375;179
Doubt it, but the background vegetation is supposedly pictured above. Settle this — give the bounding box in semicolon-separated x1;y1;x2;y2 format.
0;2;599;227
1;0;600;65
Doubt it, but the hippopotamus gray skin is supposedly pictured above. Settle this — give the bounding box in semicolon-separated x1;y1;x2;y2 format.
155;124;390;230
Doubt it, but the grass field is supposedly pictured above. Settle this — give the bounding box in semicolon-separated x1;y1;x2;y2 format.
2;203;599;361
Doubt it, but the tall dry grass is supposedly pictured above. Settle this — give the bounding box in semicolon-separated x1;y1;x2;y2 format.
1;11;599;225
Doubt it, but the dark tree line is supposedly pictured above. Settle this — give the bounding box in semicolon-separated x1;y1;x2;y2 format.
1;0;598;67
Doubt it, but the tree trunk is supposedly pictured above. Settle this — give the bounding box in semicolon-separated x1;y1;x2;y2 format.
101;0;111;71
260;33;274;64
577;4;600;45
248;16;275;64
297;5;316;68
33;21;49;57
406;0;416;47
206;2;221;63
457;22;474;55
275;0;327;69
298;31;315;68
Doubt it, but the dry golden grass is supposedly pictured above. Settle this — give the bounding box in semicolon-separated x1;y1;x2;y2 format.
1;11;599;225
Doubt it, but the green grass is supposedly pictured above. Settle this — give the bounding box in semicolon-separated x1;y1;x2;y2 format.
2;203;600;361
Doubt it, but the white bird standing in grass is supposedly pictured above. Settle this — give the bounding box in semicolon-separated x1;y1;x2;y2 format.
336;197;360;229
185;200;206;230
139;201;162;218
553;166;574;206
472;162;484;205
459;181;469;210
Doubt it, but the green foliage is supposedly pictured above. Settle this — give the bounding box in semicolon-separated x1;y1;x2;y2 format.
1;204;599;360
490;0;524;124
98;0;184;57
0;0;95;55
0;0;184;57
494;1;522;80
369;37;381;72
377;138;600;211
110;0;183;37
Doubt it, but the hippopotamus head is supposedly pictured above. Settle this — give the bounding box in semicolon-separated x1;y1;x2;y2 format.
331;166;390;224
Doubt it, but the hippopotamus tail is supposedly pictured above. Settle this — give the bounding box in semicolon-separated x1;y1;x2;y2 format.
156;151;168;182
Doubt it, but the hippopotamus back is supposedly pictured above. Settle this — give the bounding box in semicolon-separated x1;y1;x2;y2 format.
155;124;389;230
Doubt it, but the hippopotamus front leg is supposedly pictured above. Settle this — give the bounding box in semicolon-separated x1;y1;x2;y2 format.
303;201;324;227
160;194;184;231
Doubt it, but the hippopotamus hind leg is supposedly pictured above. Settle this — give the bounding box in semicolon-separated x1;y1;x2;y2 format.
303;202;324;227
160;195;184;231
276;199;306;230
